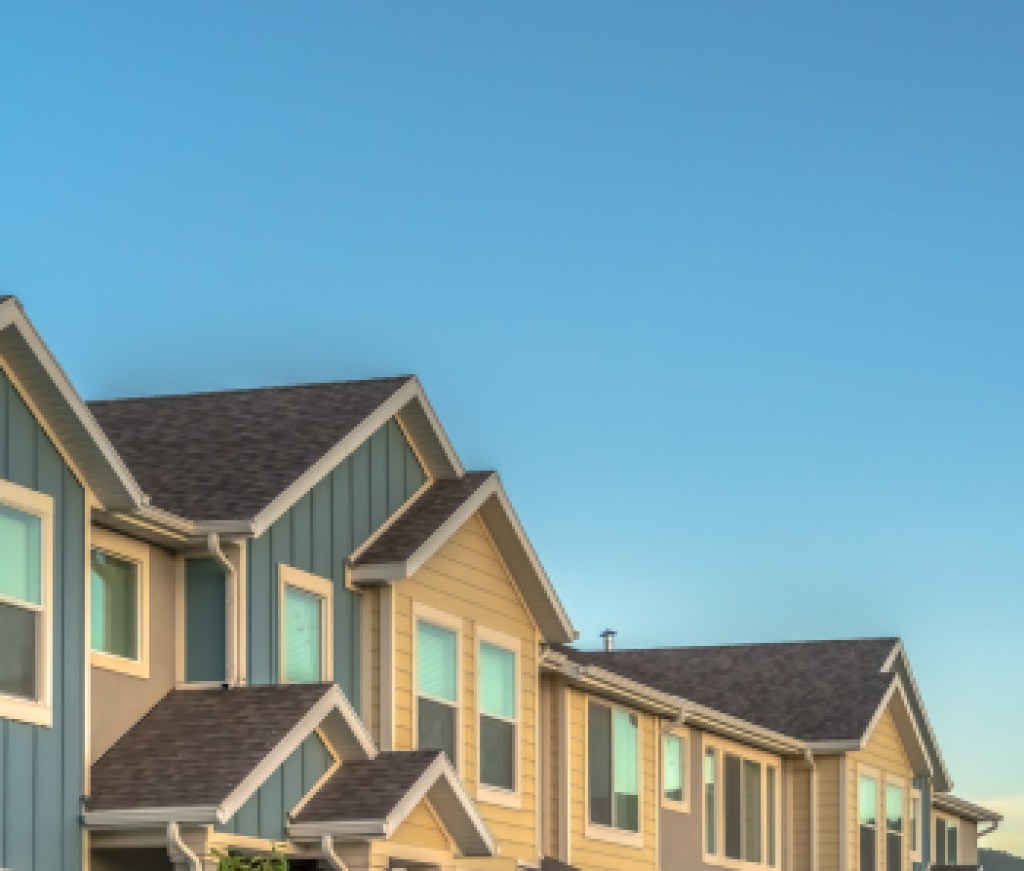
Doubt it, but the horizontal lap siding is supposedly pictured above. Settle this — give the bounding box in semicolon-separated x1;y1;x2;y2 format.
246;419;424;705
566;687;658;871
817;755;842;871
0;367;85;871
848;706;913;871
393;514;541;866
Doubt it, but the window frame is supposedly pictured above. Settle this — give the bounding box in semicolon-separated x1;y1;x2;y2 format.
0;479;54;727
412;602;463;776
909;787;922;863
662;727;690;813
933;812;960;866
277;564;333;684
584;697;644;848
90;526;150;679
884;774;907;871
475;623;521;808
701;733;782;870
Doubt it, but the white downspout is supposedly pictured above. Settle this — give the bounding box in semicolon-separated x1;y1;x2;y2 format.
979;820;1001;838
167;821;201;871
321;834;350;871
805;749;818;871
206;533;239;686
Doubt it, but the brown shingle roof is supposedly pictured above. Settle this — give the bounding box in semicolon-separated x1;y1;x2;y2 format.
88;377;412;519
89;684;334;811
556;637;899;742
351;471;494;567
292;750;442;822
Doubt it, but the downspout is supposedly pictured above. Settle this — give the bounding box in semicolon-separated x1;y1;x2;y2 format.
805;749;818;871
167;822;201;871
321;834;350;871
979;820;1001;838
207;533;240;686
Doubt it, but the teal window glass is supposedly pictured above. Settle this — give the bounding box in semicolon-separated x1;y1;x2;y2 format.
283;585;322;683
613;709;640;832
663;734;685;803
479;641;516;791
0;503;41;606
886;783;904;871
417;620;458;764
947;823;958;865
91;550;138;659
860;775;879;871
587;702;640;832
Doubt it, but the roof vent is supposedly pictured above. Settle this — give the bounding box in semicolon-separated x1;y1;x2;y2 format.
600;629;617;652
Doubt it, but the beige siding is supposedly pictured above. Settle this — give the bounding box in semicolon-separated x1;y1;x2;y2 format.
847;705;914;871
792;757;811;871
817;755;842;871
90;528;177;761
541;675;563;858
564;686;659;871
391;512;541;868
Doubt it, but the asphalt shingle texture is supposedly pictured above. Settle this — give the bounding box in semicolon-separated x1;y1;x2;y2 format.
556;637;899;742
88;377;412;519
89;684;333;811
292;749;442;822
352;471;493;566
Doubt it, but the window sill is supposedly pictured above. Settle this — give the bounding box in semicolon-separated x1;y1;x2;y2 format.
662;797;691;814
584;822;643;849
91;650;149;679
0;694;52;728
702;852;777;871
477;785;522;810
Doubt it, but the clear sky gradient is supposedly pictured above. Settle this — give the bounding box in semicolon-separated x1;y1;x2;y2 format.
2;2;1022;850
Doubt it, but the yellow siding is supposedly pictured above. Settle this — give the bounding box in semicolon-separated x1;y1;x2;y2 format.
847;705;914;871
541;676;562;857
391;513;541;868
388;801;452;853
564;686;659;871
817;755;842;871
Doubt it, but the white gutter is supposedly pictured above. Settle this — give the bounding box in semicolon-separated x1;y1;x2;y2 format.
167;822;201;871
804;749;818;871
206;533;240;686
321;834;350;871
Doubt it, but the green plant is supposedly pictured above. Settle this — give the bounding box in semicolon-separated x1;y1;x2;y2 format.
211;847;288;871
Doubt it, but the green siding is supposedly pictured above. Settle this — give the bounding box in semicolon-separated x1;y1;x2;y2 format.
216;732;334;840
246;418;425;704
0;368;85;871
185;558;227;683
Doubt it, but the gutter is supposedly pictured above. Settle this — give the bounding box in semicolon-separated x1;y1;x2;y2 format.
167;822;201;871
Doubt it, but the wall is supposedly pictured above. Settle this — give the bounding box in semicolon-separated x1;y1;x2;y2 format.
390;512;541;868
247;418;424;704
0;364;86;871
847;705;914;871
91;528;177;760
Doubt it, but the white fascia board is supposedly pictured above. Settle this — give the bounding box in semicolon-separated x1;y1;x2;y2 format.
805;740;861;753
348;561;409;584
289;820;387;839
219;685;377;822
82;806;219;828
250;380;464;538
0;300;146;510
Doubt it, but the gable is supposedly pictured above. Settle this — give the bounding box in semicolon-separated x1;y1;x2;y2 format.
858;702;913;778
217;731;336;841
387;799;454;854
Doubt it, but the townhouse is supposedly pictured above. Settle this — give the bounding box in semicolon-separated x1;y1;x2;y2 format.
0;294;1003;871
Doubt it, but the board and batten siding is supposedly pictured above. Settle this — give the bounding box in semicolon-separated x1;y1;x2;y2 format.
390;512;541;867
247;418;425;703
216;732;334;841
0;365;86;871
847;705;914;871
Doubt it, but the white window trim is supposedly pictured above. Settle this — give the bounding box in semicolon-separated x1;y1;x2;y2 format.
662;726;691;813
583;697;644;849
90;526;150;679
475;623;522;809
0;478;54;728
909;787;922;863
277;564;334;684
412;602;463;777
702;733;783;870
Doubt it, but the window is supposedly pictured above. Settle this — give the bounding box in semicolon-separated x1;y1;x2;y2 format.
588;701;640;834
947;822;958;864
910;790;921;861
886;783;904;871
91;529;149;678
705;747;718;855
703;738;780;868
478;637;517;793
935;818;946;865
860;774;879;871
417;618;458;766
663;732;687;807
936;818;959;865
278;565;333;684
0;481;52;727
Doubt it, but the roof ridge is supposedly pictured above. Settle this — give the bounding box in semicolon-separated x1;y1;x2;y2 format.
86;374;415;405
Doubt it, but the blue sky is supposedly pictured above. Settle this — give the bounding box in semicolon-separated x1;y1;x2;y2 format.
2;1;1023;848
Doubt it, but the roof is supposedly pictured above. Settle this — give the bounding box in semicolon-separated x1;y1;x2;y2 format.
293;750;441;822
88;377;413;520
557;637;899;742
88;683;372;814
351;471;494;566
933;793;1004;824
